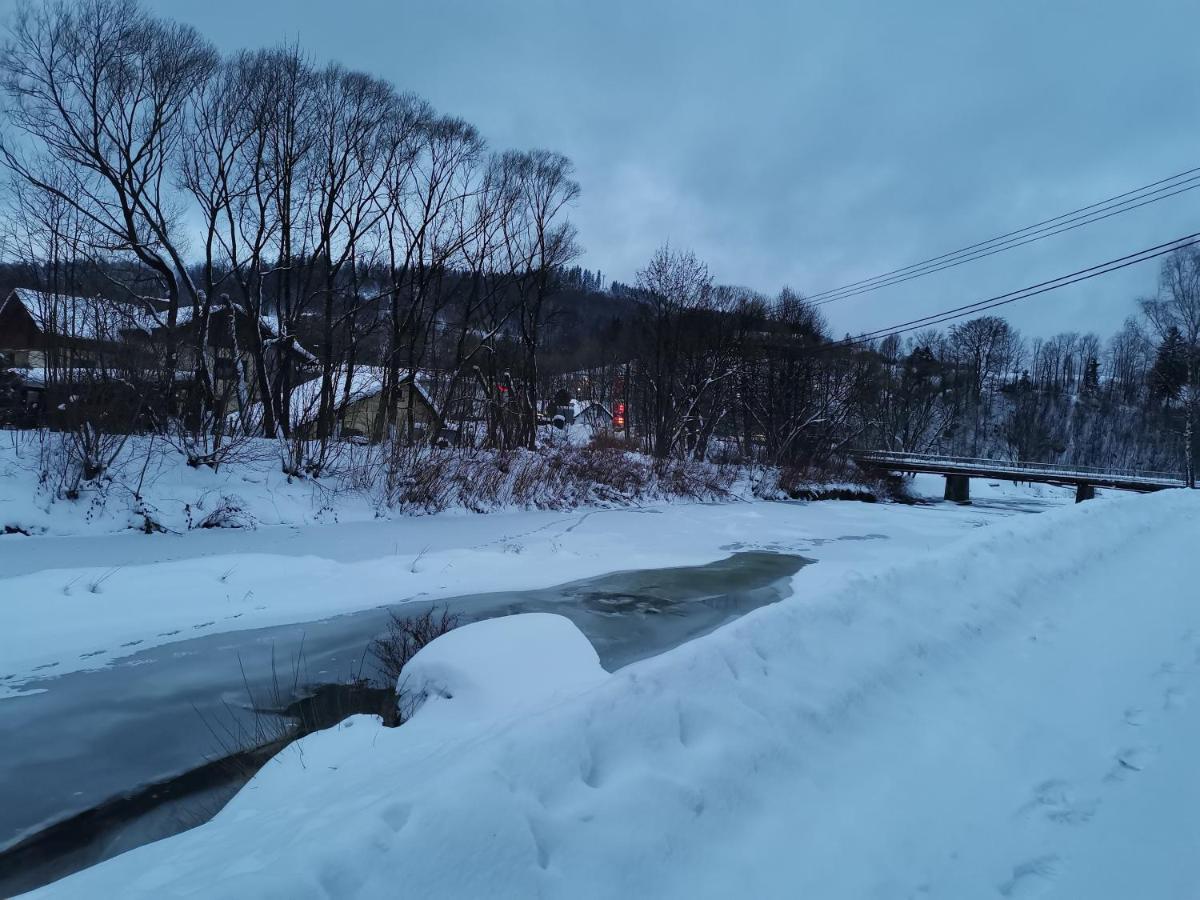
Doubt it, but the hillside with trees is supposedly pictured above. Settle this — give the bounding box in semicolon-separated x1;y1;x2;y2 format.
0;0;1196;502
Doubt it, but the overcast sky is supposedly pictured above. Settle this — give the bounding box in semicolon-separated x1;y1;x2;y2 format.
23;0;1200;338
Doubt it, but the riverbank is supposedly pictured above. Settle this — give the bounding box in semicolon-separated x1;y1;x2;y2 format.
1;479;1075;894
0;475;1062;693
26;487;1200;899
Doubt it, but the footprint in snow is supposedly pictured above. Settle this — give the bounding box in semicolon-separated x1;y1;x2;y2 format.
78;650;106;659
1122;706;1146;726
32;662;60;671
1107;745;1155;781
998;855;1060;898
1019;779;1096;825
119;639;143;648
379;802;411;833
1153;661;1178;679
1162;684;1187;711
157;630;181;637
192;621;215;630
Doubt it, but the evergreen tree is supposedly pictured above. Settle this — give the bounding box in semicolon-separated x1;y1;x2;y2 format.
1081;357;1101;398
1150;327;1188;403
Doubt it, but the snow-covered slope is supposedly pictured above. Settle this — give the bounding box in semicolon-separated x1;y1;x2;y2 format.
26;488;1200;899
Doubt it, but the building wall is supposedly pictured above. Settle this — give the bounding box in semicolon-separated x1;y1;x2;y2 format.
293;383;440;442
4;349;46;368
0;296;42;358
338;384;440;439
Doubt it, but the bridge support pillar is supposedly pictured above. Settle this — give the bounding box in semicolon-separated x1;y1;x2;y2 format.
944;474;970;503
1075;482;1095;503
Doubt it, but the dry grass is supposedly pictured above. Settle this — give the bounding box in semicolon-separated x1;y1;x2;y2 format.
372;444;737;514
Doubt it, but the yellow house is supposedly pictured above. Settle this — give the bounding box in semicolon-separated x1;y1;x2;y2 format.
239;365;442;441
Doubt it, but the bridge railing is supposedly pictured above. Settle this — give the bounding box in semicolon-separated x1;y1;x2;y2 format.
851;449;1186;485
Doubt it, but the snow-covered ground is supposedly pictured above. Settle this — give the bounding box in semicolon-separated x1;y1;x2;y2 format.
15;478;1197;898
0;461;1061;694
2;462;1069;881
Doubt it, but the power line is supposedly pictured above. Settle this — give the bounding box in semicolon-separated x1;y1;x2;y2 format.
820;230;1200;352
808;164;1200;301
807;165;1200;306
812;178;1200;308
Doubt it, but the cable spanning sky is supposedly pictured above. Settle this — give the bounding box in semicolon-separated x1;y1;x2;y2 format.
9;0;1200;338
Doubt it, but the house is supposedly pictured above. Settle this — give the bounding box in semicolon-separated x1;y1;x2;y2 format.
572;400;613;429
146;302;317;410
0;288;160;422
0;287;154;370
0;288;314;422
238;365;442;441
545;388;613;431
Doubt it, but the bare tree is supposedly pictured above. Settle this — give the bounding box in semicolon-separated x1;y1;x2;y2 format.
377;110;481;443
632;245;717;459
440;152;523;446
1;0;217;417
305;64;404;469
181;46;320;472
504;150;580;449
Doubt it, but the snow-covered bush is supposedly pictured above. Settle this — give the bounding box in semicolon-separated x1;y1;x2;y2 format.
190;493;255;530
374;444;736;514
0;428;875;537
754;461;888;502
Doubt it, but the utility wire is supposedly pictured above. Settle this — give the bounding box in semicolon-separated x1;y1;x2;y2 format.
819;230;1200;352
807;165;1200;306
808;164;1200;300
812;179;1200;307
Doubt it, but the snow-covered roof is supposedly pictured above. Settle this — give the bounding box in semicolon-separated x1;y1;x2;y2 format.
14;366;191;388
288;366;385;428
2;288;157;342
1;289;316;362
238;366;437;431
567;399;612;418
164;305;317;363
173;305;277;338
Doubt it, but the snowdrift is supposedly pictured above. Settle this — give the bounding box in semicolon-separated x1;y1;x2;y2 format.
398;613;608;727
26;488;1200;899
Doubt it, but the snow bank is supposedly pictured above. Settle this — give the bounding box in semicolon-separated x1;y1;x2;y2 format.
1;490;1025;690
400;614;607;728
0;430;737;538
0;432;380;537
29;488;1200;898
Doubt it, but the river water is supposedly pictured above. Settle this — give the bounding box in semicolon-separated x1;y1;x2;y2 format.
0;551;806;895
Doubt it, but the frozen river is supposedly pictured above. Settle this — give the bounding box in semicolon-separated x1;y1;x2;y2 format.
0;479;1074;893
0;551;805;894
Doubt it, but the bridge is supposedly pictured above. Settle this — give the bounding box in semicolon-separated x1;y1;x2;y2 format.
851;449;1188;503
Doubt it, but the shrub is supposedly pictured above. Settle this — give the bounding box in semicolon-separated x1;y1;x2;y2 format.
369;606;462;690
588;431;637;452
370;443;737;514
191;493;255;529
